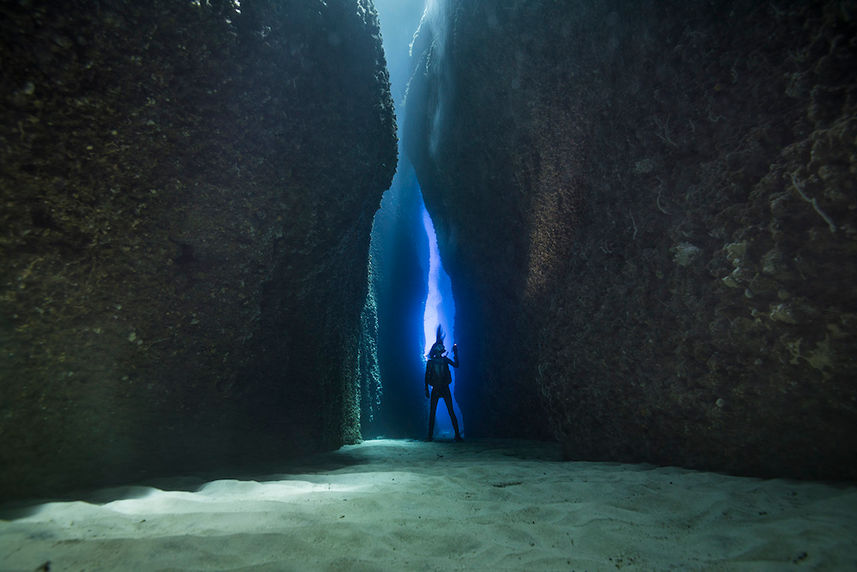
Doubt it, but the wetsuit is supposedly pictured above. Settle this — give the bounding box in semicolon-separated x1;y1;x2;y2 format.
425;352;462;440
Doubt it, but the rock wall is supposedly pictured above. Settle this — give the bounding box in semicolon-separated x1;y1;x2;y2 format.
0;0;396;500
406;0;857;479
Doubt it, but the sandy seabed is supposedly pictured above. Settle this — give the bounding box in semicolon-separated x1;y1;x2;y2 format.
1;439;855;571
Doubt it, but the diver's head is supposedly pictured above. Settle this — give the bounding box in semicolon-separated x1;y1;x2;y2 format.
429;324;447;359
429;341;446;359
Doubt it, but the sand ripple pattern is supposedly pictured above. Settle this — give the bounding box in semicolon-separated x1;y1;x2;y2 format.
1;439;855;571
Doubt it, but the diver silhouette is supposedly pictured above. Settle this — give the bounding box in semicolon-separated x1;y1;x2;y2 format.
425;325;462;442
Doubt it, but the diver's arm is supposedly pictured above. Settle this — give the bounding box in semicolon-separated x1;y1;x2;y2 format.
449;344;459;368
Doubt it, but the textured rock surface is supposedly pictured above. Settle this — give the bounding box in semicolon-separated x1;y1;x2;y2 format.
406;0;857;479
0;0;396;500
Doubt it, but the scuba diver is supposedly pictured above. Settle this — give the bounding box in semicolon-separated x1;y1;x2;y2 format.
425;325;463;442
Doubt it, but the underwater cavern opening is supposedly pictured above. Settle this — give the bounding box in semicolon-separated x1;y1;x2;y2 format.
420;197;462;438
364;165;464;439
363;0;466;440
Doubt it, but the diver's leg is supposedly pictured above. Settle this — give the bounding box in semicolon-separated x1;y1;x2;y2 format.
427;389;439;441
442;389;462;440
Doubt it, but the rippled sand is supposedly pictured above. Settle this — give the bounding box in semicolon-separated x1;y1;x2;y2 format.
1;439;855;570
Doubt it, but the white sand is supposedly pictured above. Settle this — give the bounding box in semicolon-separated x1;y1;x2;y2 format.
1;439;855;571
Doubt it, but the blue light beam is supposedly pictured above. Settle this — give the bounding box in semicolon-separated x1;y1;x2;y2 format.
421;199;463;437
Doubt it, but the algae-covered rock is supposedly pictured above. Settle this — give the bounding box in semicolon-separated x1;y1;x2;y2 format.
406;0;857;479
0;0;396;500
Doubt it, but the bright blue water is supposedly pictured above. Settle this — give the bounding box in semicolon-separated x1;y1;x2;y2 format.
420;195;462;437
